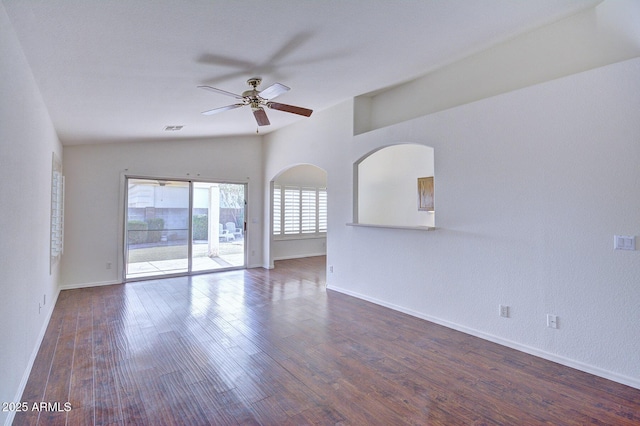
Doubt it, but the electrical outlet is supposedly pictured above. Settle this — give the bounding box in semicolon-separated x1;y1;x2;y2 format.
614;235;635;251
329;266;334;273
106;262;112;269
547;314;558;329
499;305;509;318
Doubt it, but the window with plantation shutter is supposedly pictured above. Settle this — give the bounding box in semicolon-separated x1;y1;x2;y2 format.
272;185;327;237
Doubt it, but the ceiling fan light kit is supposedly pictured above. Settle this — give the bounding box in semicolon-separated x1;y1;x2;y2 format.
199;77;313;127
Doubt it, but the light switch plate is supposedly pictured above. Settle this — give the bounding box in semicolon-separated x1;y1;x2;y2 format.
547;314;558;329
499;304;509;318
614;235;635;251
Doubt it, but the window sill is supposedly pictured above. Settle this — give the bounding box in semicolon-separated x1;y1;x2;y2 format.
346;223;435;231
273;234;327;241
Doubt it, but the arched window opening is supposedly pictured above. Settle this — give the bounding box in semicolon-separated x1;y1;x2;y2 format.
355;144;434;228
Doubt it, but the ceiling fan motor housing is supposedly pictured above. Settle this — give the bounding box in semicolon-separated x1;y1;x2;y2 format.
242;89;259;97
245;78;265;110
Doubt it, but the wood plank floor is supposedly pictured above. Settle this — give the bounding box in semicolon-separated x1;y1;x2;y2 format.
15;256;640;425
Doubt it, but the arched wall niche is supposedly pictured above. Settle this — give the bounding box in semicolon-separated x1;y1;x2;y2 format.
354;143;434;229
269;163;328;265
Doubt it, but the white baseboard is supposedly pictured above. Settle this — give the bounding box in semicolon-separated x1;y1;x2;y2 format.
5;287;61;426
59;279;121;290
327;284;640;391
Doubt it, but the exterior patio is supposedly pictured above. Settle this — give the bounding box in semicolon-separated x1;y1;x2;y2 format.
126;238;245;279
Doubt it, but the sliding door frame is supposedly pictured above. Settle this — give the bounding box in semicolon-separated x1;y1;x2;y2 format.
122;174;248;282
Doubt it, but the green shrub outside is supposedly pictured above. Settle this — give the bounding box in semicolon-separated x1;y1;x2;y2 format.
127;220;148;244
146;218;165;243
193;214;208;240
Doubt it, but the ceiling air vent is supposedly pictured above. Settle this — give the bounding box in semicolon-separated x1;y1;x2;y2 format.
164;125;184;131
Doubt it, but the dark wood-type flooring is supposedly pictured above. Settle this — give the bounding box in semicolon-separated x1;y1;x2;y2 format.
15;256;640;425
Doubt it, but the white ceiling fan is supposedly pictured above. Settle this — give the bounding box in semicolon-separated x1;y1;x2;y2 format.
198;77;313;126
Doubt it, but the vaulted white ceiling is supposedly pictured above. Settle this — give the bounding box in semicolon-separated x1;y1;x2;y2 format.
3;0;601;145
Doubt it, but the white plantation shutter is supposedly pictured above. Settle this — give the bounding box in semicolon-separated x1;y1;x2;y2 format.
273;184;281;235
301;188;316;233
273;185;327;236
283;186;300;234
318;188;327;233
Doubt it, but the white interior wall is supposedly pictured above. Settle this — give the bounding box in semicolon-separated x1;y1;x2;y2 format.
271;237;326;262
346;57;640;387
61;136;264;288
276;164;327;187
263;101;354;270
272;165;327;261
359;0;640;133
0;4;63;425
265;57;640;388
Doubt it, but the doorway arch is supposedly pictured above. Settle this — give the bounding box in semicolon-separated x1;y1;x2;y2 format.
269;164;328;268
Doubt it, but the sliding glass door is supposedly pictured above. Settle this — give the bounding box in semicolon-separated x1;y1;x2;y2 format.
125;178;246;280
191;182;245;272
126;179;189;279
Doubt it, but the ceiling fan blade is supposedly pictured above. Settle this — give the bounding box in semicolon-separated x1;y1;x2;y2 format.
259;83;290;100
198;85;244;99
267;102;313;117
253;108;270;126
197;53;256;69
201;104;244;116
